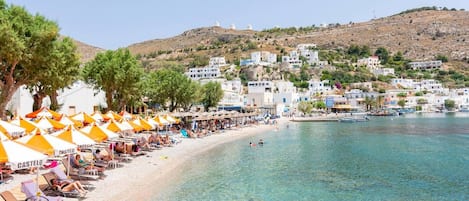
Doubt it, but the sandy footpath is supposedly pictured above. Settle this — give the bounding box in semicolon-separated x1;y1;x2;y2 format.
84;121;282;201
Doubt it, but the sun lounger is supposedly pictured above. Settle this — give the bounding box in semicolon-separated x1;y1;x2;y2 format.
42;172;83;198
50;166;95;190
21;180;63;201
0;191;19;201
61;158;100;180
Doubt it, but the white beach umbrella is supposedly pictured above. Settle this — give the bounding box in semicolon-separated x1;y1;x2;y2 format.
80;123;119;142
0;120;26;138
16;133;77;157
0;139;47;170
51;125;96;149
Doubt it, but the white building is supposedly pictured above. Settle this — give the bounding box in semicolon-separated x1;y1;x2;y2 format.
408;60;442;70
308;80;331;95
373;68;395;76
246;81;274;107
7;81;107;117
185;66;221;81
391;78;414;89
413;79;448;94
251;51;277;65
297;44;317;52
209;57;227;67
272;81;297;107
357;56;380;69
282;51;302;68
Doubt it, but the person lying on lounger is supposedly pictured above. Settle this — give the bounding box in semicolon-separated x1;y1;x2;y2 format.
50;178;88;196
72;154;105;173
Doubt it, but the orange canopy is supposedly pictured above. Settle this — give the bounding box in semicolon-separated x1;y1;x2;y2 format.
25;107;62;120
105;111;123;121
10;117;40;133
34;117;66;130
71;112;96;124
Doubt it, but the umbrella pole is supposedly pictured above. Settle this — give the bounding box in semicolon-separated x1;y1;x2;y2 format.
36;165;40;201
67;154;70;177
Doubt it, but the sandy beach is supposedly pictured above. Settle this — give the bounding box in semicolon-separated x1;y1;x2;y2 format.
80;122;280;201
0;121;281;201
0;119;282;201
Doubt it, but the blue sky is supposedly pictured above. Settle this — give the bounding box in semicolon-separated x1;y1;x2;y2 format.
6;0;469;50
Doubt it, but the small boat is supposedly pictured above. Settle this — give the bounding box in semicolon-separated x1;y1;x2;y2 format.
338;116;369;123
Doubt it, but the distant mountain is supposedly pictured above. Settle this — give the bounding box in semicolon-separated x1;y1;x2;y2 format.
127;10;469;64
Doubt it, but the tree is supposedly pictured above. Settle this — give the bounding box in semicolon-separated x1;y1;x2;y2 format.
375;47;389;64
82;48;144;112
313;101;326;110
444;99;455;110
364;96;375;111
143;69;199;112
201;81;224;112
435;54;448;63
393;51;404;62
0;2;61;119
397;92;407;98
297;101;313;114
397;99;406;108
26;37;80;111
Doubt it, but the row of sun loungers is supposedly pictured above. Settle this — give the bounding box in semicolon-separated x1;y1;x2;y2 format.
0;131;181;201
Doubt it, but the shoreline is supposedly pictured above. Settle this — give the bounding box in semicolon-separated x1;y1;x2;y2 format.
86;121;282;201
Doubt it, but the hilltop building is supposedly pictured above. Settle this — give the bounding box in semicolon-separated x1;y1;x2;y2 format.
240;51;277;66
408;60;442;70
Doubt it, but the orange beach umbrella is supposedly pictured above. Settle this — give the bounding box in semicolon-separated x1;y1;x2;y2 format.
0;134;47;170
10;117;41;133
71;112;96;124
80;123;119;142
0;120;26;139
52;125;96;148
34;117;66;130
16;133;77;156
25;107;62;120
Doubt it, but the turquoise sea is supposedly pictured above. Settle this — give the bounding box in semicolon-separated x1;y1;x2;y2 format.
156;114;469;201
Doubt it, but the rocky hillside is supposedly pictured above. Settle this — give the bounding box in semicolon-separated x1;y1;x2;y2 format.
72;39;104;63
127;10;469;65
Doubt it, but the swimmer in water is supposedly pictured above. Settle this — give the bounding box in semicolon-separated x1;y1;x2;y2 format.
258;139;264;145
249;142;256;147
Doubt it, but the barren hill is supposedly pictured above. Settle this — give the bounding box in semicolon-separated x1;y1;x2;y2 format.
72;39;104;63
127;10;469;63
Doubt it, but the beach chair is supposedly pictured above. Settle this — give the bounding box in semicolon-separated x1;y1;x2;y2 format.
41;172;82;198
0;191;19;201
180;129;190;138
21;180;63;201
61;158;100;181
50;166;96;190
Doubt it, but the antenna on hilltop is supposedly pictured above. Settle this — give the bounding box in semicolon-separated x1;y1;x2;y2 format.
373;9;376;19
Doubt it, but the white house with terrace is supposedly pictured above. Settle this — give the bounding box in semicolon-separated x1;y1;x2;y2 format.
240;51;277;66
408;60;442;71
308;80;331;95
209;57;228;67
185;66;221;81
357;56;380;69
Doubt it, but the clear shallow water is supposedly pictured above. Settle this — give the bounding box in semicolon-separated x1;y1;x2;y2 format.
156;115;469;201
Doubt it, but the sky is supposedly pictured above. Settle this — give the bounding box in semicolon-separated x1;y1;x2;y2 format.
5;0;469;50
